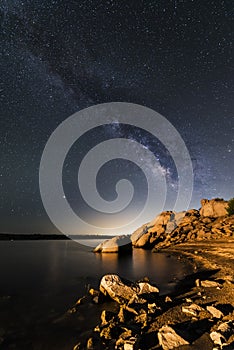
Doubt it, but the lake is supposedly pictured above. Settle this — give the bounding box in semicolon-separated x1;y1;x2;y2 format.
0;240;193;349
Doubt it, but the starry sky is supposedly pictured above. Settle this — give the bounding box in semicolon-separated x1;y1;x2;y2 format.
0;0;233;234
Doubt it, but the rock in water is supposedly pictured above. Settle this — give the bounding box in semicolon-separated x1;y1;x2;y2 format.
158;326;189;349
99;274;159;307
93;235;132;253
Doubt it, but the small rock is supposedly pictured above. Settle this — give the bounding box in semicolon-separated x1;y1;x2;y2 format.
87;337;94;349
185;298;192;303
100;310;115;326
165;296;172;303
134;310;148;328
89;288;99;297
148;302;160;314
210;331;227;347
123;336;139;350
217;321;233;337
207;306;224;319
92;296;99;304
195;279;201;287
200;280;221;288
182;303;204;317
158;325;189;350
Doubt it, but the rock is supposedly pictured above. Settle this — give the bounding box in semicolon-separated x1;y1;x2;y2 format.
200;280;221;288
134;309;148;328
131;211;172;248
100;310;115;326
210;331;227;347
99;274;159;308
118;305;127;323
165;296;172;303
131;223;149;246
89;288;99;297
123;336;140;350
148;302;160;314
138;282;159;295
200;198;228;217
158;325;189;350
165;211;186;233
87;337;94;349
206;306;224;319
93;235;132;253
182;303;204;317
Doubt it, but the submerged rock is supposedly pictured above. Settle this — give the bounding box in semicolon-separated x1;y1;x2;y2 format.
158;325;189;350
93;235;132;253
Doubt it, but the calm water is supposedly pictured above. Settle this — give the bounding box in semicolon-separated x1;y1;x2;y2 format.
0;240;193;349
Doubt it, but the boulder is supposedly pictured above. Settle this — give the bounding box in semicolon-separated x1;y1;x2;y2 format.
131;211;173;248
158;325;189;349
93;235;132;253
200;198;228;217
165;211;186;233
99;274;159;308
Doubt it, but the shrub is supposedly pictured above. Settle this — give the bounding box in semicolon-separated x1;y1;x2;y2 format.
226;198;234;216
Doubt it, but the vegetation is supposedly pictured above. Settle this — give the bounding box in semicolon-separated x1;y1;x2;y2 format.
226;198;234;216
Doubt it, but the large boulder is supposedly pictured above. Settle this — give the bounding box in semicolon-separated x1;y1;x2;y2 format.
93;235;132;253
131;211;173;248
99;274;159;308
200;198;228;217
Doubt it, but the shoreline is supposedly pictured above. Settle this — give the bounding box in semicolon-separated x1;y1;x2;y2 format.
72;240;234;349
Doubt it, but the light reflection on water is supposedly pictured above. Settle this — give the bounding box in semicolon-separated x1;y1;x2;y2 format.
0;240;192;299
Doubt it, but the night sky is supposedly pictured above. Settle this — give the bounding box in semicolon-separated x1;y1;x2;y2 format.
0;0;233;234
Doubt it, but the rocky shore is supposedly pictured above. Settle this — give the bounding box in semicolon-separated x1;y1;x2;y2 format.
94;199;233;253
71;240;234;349
71;198;234;349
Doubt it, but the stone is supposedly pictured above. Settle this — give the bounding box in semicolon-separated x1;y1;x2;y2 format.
182;303;204;317
200;280;221;288
100;310;115;326
206;306;224;319
89;288;99;297
123;336;140;350
99;274;159;307
134;309;148;327
165;296;172;303
200;198;228;217
93;235;132;253
138;282;159;295
131;211;172;248
210;331;227;347
158;326;189;350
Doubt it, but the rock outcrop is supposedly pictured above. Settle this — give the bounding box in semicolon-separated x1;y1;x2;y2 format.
94;198;233;253
200;198;228;217
131;211;175;249
153;209;234;251
93;235;132;253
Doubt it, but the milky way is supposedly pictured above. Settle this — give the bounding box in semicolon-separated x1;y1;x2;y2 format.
0;1;233;233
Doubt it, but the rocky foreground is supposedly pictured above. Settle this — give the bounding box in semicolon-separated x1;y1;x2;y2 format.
70;199;234;349
70;239;234;350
